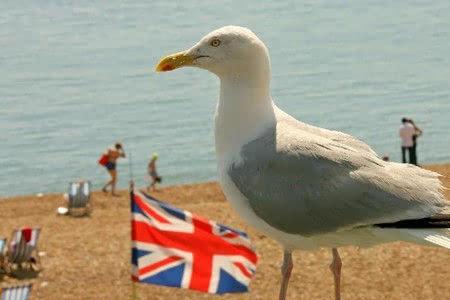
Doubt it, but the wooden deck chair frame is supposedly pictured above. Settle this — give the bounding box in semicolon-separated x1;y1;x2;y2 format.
5;228;41;274
68;181;92;217
1;283;32;300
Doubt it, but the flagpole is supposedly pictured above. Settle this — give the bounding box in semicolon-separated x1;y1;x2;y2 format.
128;151;135;191
127;150;138;299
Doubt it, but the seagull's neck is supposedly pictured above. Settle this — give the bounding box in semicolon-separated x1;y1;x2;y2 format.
215;75;276;161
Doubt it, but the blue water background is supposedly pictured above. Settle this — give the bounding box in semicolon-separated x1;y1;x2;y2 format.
1;1;449;197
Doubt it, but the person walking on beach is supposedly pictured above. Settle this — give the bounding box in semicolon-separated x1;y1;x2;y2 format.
399;118;416;164
100;142;126;196
408;118;423;165
147;153;161;192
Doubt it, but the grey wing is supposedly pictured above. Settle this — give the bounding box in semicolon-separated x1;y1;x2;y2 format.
228;122;447;236
274;107;378;156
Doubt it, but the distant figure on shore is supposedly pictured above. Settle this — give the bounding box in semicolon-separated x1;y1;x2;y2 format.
99;142;126;196
147;153;162;192
399;118;421;165
409;118;423;165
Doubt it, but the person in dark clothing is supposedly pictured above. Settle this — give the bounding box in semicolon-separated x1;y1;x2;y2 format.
408;119;423;165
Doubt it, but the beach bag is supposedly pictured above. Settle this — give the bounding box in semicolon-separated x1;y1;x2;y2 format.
98;154;108;166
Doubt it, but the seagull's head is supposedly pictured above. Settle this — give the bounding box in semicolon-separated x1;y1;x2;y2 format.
156;26;270;80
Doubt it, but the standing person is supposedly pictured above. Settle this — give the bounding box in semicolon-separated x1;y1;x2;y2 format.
147;153;161;192
408;119;423;165
398;118;415;164
100;142;126;196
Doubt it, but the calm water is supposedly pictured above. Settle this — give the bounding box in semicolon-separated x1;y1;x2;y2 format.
1;1;450;197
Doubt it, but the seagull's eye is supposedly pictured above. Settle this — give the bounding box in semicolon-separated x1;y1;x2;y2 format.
210;39;221;47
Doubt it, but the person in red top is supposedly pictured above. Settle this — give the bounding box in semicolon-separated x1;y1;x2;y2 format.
101;143;126;196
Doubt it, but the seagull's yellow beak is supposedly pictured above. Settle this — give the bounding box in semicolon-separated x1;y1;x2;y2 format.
155;51;195;72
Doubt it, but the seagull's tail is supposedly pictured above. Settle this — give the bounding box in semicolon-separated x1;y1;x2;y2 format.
376;215;450;249
402;229;450;249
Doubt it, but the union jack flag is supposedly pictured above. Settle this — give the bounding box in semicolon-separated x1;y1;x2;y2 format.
131;190;259;294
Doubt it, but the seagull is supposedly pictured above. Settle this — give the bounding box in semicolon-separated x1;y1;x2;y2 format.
156;26;450;300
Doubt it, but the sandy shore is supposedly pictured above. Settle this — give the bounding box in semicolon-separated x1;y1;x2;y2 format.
1;164;449;300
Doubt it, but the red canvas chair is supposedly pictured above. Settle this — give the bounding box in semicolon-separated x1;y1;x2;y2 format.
5;228;41;273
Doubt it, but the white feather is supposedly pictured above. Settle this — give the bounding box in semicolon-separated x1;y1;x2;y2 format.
402;229;450;249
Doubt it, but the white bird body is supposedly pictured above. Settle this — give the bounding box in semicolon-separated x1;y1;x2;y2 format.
156;25;450;300
216;100;448;251
209;29;449;250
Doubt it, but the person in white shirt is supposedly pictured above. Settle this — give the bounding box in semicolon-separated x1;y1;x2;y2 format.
399;118;417;164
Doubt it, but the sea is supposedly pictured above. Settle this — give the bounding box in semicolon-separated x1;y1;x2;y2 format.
1;0;450;197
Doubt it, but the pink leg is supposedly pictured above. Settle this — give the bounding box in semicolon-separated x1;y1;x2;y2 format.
329;248;342;300
279;250;293;300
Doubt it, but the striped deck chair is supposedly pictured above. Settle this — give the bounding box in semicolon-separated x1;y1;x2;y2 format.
0;239;5;254
68;181;91;216
6;228;41;272
0;238;6;273
1;284;32;300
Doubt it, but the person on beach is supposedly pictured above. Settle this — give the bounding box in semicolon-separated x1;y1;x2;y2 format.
147;153;161;192
408;118;423;165
100;142;126;196
398;117;417;165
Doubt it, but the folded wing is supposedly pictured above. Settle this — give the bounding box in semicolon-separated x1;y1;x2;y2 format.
228;115;448;236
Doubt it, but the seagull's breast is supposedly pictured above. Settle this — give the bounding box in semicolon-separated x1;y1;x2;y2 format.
214;108;313;249
217;158;318;250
